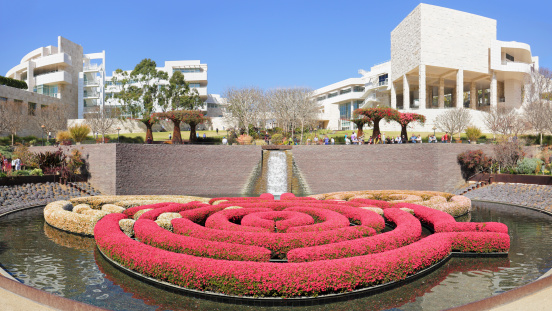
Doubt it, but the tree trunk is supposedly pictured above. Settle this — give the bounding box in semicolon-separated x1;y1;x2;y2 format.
172;119;182;144
145;124;154;144
189;122;197;143
372;118;381;139
401;124;408;141
357;126;363;140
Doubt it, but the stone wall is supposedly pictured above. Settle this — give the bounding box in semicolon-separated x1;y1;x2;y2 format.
29;143;514;197
292;144;495;195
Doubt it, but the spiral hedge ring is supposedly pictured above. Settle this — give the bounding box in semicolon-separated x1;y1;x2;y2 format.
90;193;509;299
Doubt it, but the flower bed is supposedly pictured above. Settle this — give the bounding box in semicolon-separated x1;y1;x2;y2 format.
90;191;509;298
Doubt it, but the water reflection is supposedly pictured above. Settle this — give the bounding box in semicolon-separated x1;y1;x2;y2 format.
0;201;549;310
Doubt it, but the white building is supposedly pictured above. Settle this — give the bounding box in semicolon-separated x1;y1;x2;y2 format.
314;3;539;132
5;36;105;120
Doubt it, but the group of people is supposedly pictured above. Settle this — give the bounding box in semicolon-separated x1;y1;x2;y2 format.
0;155;21;172
304;131;454;145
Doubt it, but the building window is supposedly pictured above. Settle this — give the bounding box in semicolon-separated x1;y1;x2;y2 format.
339;103;351;120
353;100;362;111
173;68;202;73
353;86;365;92
28;102;37;116
328;92;338;98
189;83;201;88
506;53;514;62
317;96;326;101
340;88;351;95
33;84;58;98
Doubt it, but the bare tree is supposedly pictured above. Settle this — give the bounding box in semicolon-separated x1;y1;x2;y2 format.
0;100;28;145
433;108;471;141
523;67;552;145
483;107;528;139
222;87;264;132
35;102;70;136
84;106;120;143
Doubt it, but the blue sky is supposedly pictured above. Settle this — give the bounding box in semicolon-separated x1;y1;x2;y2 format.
1;0;551;95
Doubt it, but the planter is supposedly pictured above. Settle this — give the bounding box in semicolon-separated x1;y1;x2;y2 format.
0;174;88;186
469;173;552;186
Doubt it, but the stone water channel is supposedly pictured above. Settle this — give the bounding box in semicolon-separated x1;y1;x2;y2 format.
0;201;551;310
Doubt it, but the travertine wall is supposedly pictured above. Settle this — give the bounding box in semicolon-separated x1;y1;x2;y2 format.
391;3;497;81
391;5;422;81
58;37;83;120
0;85;62;136
420;4;496;74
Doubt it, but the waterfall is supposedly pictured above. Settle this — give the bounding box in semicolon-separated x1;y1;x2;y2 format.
266;151;287;195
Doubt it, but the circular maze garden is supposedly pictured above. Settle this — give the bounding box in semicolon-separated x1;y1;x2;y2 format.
47;191;511;303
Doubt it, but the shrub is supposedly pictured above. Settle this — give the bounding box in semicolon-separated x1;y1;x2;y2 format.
12;170;30;176
29;168;44;176
13;144;38;168
465;126;482;142
56;131;72;142
0;172;6;178
236;134;253;145
457;150;492;178
493;140;525;171
271;133;284;145
68;124;90;143
0;75;28;89
516;158;543;175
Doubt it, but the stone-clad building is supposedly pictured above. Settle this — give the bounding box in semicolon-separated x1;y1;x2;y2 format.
314;3;539;132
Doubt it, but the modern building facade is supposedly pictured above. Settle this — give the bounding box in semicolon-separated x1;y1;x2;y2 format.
4;36;105;120
314;3;539;132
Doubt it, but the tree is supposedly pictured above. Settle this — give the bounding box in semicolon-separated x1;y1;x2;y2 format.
434;108;471;140
115;59;169;143
84;106;120;143
223;87;264;133
351;111;372;139
268;87;319;143
157;70;203;143
35;102;70;137
155;110;209;143
483;107;527;139
391;112;426;139
355;107;400;139
0;100;28;145
523;67;552;145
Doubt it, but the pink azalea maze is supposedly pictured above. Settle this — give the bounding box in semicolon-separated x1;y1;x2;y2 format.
94;193;510;298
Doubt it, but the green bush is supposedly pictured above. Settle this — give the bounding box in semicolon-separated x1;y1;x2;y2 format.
68;124;91;143
271;133;284;145
118;136;145;144
465;126;482;142
29;168;44;176
516;158;543;175
0;75;28;89
0;172;6;178
12;170;30;176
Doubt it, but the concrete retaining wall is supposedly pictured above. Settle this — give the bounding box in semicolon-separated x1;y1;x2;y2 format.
29;143;506;196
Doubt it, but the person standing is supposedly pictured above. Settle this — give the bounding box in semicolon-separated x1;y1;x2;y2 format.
381;132;386;144
331;137;335;145
222;137;228;145
14;158;21;171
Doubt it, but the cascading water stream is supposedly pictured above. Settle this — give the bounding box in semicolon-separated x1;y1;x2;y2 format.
266;151;287;195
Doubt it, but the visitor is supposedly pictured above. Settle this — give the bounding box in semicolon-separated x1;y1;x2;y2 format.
411;134;417;143
216;128;219;135
169;133;172;140
416;134;422;144
146;137;153;144
442;132;448;143
203;133;206;139
47;131;51;141
345;136;351;145
314;136;319;145
222;137;228;145
324;136;329;145
307;138;311;145
381;132;386;144
6;158;12;172
351;132;357;145
14;158;21;171
331;137;335;145
368;137;373;144
288;137;293;145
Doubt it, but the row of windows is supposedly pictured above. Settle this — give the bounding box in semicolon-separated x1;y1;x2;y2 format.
173;68;202;73
339;101;363;119
33;84;58;98
0;97;43;116
318;86;366;101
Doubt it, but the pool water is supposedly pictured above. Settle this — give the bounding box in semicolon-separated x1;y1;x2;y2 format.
0;201;551;311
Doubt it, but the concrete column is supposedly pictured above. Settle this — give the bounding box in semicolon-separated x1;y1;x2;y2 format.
418;65;426;110
403;75;410;110
438;78;445;108
456;69;463;108
470;82;477;109
490;71;497;109
391;82;396;109
427;85;433;108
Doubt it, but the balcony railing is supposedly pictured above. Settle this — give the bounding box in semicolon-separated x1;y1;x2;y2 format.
84;64;101;71
84;80;99;86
